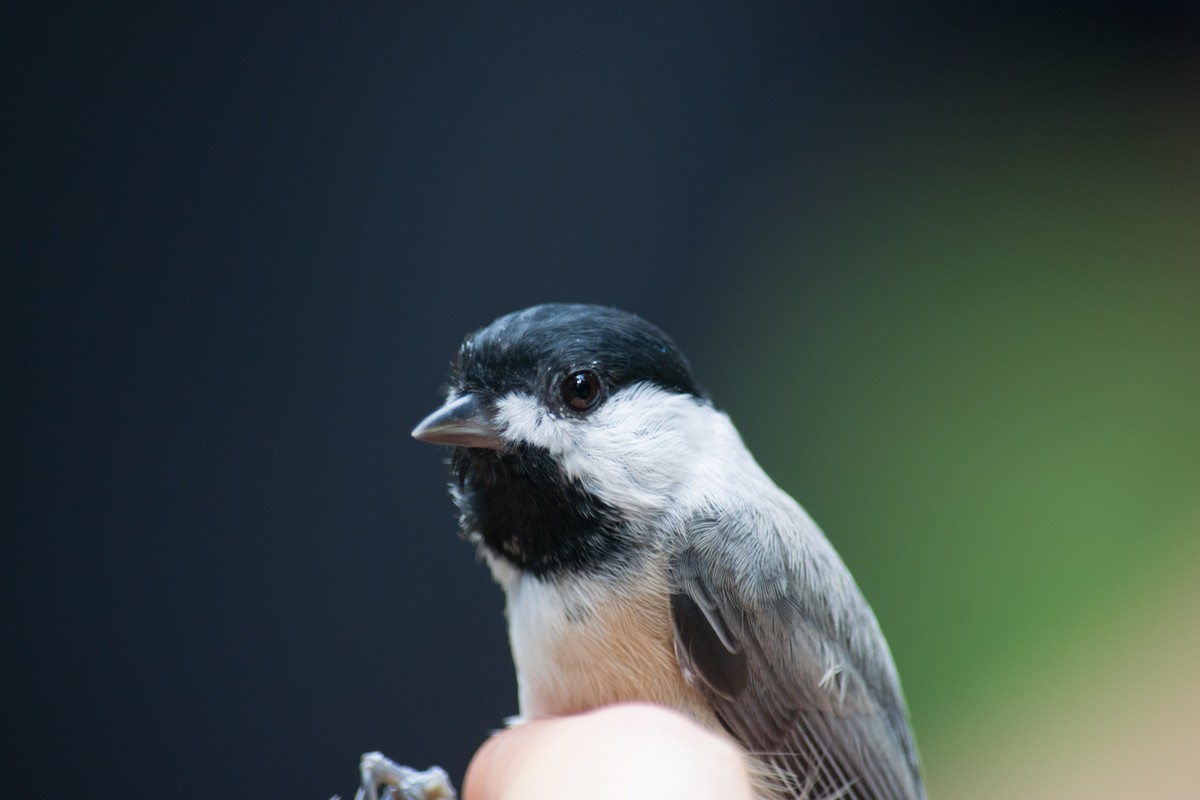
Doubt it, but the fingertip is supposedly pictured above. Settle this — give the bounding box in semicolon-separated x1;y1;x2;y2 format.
461;705;753;800
463;721;540;800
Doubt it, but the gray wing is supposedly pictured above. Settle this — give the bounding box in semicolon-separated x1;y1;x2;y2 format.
669;512;924;800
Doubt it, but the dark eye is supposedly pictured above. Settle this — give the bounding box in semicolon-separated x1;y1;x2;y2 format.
561;370;602;411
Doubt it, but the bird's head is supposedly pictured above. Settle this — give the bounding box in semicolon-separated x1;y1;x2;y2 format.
413;303;718;576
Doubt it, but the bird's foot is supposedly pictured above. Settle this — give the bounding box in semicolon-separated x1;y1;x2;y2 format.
352;752;457;800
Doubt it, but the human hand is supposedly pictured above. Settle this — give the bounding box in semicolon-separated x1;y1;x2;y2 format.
462;703;754;800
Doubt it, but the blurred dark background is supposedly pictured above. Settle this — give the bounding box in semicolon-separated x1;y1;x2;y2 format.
5;3;1198;798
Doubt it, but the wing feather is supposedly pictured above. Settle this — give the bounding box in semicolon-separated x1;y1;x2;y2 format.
669;512;923;800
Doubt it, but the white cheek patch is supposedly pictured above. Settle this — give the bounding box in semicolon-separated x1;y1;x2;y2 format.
567;386;693;507
494;384;726;518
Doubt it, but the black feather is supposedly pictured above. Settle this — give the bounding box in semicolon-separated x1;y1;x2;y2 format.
450;303;708;406
669;589;749;700
452;443;632;579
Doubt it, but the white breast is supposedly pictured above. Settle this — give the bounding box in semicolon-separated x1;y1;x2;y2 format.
488;555;716;727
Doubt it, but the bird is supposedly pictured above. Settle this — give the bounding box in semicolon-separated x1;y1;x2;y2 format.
403;303;923;800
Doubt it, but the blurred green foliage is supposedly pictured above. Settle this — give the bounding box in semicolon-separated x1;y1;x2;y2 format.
695;67;1199;763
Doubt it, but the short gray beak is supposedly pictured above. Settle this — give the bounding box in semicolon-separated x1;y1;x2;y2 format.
411;394;504;450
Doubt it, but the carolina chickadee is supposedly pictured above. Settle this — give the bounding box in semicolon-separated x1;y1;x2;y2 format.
407;304;923;800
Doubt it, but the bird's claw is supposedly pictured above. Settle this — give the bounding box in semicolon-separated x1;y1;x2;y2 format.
353;752;457;800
